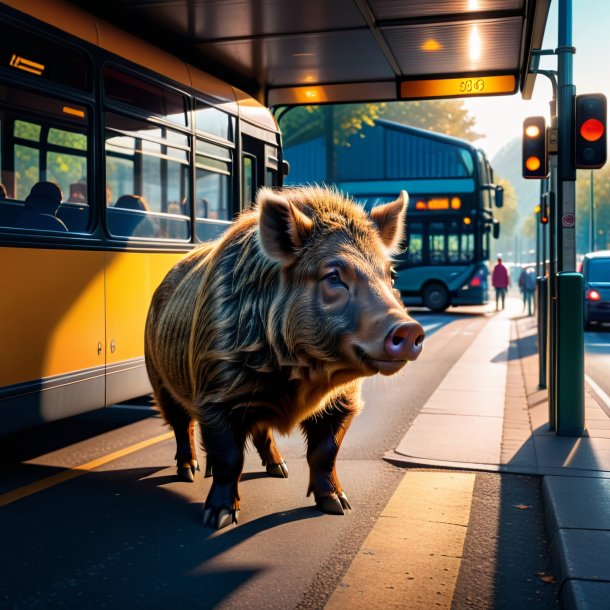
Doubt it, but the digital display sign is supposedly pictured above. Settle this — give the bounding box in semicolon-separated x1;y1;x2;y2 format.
401;75;516;100
413;197;462;211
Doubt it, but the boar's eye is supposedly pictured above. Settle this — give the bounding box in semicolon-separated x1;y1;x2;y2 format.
322;270;345;287
324;271;341;284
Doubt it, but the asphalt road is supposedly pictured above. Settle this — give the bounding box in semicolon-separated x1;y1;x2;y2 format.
585;324;610;411
0;309;558;609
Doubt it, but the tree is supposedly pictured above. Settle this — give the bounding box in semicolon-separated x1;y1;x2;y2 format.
575;166;610;254
378;100;483;142
278;99;483;149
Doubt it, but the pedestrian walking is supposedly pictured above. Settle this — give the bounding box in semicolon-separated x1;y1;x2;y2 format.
492;255;510;311
519;266;537;316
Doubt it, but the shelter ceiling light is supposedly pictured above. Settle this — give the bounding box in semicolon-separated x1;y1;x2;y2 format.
469;25;481;62
421;39;443;52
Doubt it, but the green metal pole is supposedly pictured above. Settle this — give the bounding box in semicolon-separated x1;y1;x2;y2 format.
590;169;595;252
556;273;585;435
556;0;584;436
555;0;585;436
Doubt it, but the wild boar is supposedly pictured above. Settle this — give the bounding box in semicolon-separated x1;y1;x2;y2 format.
144;186;424;529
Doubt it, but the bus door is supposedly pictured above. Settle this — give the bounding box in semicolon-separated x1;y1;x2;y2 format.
241;134;263;208
241;133;280;209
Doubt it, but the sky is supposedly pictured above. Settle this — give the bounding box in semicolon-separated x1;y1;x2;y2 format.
462;0;610;159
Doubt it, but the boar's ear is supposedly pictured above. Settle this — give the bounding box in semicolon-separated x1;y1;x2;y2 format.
257;188;314;263
369;190;408;254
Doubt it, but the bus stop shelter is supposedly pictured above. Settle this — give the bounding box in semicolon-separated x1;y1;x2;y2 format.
68;0;550;106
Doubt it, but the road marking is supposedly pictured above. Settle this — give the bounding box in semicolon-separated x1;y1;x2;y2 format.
325;471;475;609
0;431;173;508
585;374;610;413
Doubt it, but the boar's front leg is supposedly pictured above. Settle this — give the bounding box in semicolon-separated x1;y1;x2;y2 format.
251;423;288;478
301;388;359;515
156;387;199;482
200;410;246;530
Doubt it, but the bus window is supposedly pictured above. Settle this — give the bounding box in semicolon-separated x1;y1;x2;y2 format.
104;113;190;240
407;222;424;265
478;151;493;209
265;145;279;186
104;66;187;127
0;86;91;234
194;139;232;240
242;155;255;207
429;222;446;265
14;120;40;199
266;168;278;186
194;100;234;142
195;159;230;219
447;221;474;263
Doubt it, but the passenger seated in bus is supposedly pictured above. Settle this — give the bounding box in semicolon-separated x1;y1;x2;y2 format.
68;181;87;203
13;181;68;232
0;183;7;198
113;194;156;237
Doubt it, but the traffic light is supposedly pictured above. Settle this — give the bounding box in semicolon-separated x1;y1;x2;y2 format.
575;93;607;169
539;191;552;224
522;116;548;179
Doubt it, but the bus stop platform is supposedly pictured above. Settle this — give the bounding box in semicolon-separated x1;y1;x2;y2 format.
385;297;610;610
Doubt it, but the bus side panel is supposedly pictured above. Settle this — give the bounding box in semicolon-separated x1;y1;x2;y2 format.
104;249;187;406
0;247;105;432
394;264;473;295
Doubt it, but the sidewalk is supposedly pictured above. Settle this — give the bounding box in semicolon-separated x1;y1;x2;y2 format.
385;297;610;610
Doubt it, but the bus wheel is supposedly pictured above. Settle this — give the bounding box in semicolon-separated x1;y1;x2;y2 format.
422;283;449;312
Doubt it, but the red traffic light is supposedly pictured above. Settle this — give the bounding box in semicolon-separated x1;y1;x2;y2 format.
580;118;605;142
575;94;607;169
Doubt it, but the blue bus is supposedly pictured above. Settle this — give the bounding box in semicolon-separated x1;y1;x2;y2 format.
283;118;503;311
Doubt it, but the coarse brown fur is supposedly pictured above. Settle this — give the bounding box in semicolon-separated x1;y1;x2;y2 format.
144;185;423;527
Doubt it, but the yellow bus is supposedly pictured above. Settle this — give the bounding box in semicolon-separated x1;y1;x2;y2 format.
0;0;284;434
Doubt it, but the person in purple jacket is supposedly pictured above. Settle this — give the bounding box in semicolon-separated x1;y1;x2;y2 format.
492;255;510;311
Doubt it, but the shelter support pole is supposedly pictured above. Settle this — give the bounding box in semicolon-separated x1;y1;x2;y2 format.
555;0;584;435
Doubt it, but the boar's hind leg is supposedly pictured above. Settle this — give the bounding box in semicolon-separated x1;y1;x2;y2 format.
301;392;357;515
200;413;246;530
251;423;288;478
157;387;199;482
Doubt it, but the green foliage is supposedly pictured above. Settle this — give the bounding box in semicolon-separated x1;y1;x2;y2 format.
13;119;87;200
379;100;483;142
279;100;483;149
576;166;610;253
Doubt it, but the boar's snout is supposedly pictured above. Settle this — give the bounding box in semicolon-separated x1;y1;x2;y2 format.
384;320;425;362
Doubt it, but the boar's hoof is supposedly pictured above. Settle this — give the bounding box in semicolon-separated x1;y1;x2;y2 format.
177;461;199;482
316;492;350;515
203;507;239;530
204;459;213;478
338;491;352;511
266;460;288;478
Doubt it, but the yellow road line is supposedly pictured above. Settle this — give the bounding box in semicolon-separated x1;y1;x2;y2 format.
0;431;173;508
325;471;476;610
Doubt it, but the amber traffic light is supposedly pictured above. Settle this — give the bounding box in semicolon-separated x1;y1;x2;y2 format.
522;116;548;179
539;191;551;225
575;94;607;169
